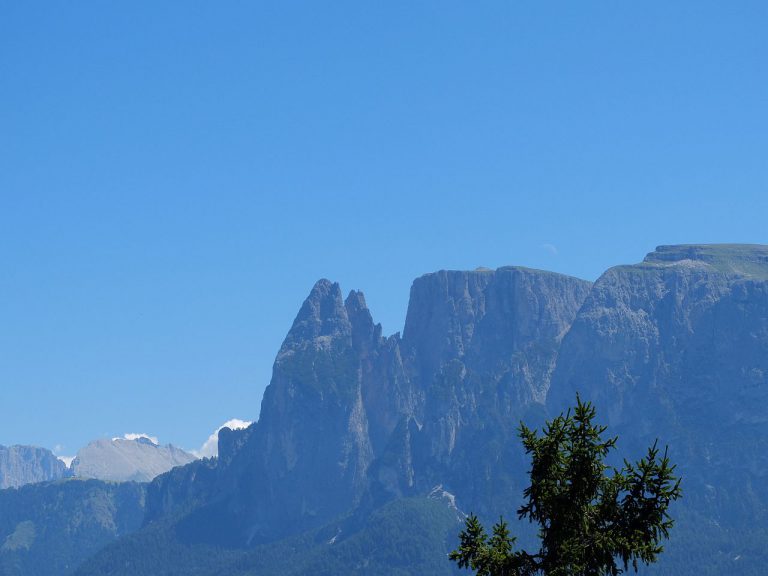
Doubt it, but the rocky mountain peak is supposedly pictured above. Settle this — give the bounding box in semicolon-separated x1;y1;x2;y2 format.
71;438;197;483
279;279;350;354
0;445;69;489
344;289;368;313
345;290;382;351
226;279;394;541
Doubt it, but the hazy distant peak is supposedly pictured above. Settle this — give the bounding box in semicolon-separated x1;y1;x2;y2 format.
57;455;75;467
113;433;159;445
0;444;69;489
71;437;196;483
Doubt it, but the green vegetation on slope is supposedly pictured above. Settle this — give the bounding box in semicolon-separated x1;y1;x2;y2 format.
0;479;145;576
75;497;462;576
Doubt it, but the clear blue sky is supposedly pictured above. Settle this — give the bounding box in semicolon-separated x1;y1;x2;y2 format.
1;2;766;456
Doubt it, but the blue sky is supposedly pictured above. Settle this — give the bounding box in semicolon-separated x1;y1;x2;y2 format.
1;2;766;456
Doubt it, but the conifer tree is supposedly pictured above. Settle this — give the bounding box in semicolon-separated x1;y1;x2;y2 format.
450;396;681;575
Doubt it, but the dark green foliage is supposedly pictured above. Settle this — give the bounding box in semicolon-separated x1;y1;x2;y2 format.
75;497;462;576
0;479;145;576
450;397;681;575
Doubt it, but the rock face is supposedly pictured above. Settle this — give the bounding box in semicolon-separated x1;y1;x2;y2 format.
404;268;590;405
548;245;768;570
550;244;768;423
250;282;382;528
0;445;69;489
141;268;592;550
71;437;197;483
151;280;420;544
550;244;768;441
399;268;592;514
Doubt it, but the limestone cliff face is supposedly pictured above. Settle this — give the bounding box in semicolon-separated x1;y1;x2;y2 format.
400;267;592;512
403;267;591;421
257;280;377;494
404;268;591;405
240;280;379;537
173;280;417;544
550;245;768;428
549;244;768;530
0;445;68;489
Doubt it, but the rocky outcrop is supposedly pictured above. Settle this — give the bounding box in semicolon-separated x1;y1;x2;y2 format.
403;267;591;404
71;437;197;483
397;267;592;513
548;244;768;559
175;280;417;544
550;244;768;431
0;445;69;489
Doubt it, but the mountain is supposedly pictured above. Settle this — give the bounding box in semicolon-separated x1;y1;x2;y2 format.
399;268;592;515
0;445;69;489
77;267;594;574
548;244;768;574
71;437;197;483
5;244;768;575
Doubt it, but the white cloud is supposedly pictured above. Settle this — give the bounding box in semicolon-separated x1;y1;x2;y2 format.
52;445;75;467
194;419;252;459
58;455;75;467
116;433;159;445
541;243;559;256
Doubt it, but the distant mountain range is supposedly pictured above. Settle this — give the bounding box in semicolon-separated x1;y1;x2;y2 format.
0;445;69;489
2;244;768;576
71;437;197;483
0;437;197;488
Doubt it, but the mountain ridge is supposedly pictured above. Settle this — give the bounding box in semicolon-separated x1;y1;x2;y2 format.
0;445;69;489
3;243;768;575
71;437;197;483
